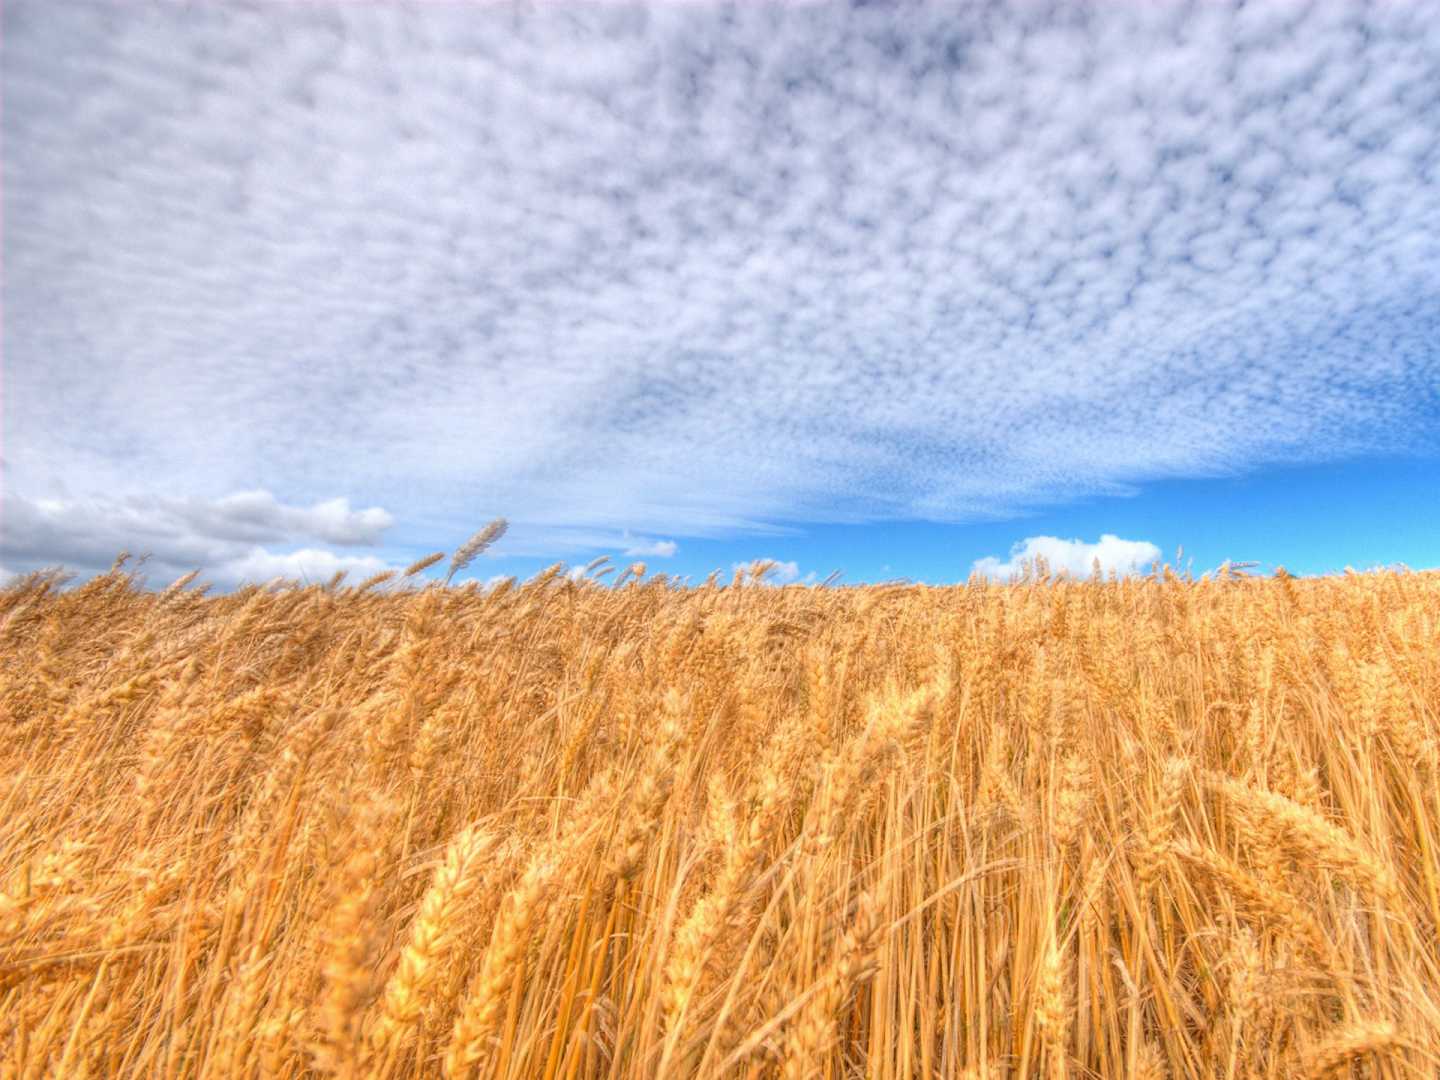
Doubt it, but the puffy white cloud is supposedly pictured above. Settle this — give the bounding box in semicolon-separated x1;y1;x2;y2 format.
199;492;393;546
732;558;803;585
219;547;392;588
624;537;678;558
769;561;802;585
0;489;397;587
972;534;1163;582
5;2;1438;555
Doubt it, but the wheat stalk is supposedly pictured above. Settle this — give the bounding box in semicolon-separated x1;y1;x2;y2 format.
445;519;508;586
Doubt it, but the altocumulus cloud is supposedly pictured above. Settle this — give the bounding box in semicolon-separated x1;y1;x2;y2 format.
4;2;1440;571
973;535;1163;581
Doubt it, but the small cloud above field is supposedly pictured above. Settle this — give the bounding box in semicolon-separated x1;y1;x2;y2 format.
972;535;1162;581
623;536;678;558
732;558;809;585
221;547;393;587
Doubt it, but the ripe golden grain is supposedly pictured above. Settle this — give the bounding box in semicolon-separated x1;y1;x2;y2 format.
0;561;1438;1077
1303;1020;1404;1078
370;824;497;1062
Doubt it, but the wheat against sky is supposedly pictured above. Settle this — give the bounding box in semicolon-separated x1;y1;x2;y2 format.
3;1;1439;587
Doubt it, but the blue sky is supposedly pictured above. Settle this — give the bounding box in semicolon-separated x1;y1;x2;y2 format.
3;2;1438;588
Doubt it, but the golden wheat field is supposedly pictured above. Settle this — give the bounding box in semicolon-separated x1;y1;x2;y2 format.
2;557;1439;1080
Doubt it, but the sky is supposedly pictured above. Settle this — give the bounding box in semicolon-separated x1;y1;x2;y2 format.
3;0;1439;589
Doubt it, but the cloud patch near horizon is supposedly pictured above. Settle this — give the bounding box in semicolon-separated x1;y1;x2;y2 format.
0;490;400;587
4;1;1440;565
972;534;1163;581
732;558;806;585
623;536;679;558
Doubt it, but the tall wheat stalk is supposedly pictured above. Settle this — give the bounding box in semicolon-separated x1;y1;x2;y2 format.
0;561;1438;1077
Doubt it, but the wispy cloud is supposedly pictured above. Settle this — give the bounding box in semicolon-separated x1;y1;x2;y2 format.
972;534;1162;581
5;2;1439;565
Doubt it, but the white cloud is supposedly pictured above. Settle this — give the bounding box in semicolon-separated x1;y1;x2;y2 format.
972;534;1163;582
624;537;678;558
5;3;1438;556
732;558;802;585
770;561;801;585
0;489;397;587
202;492;393;546
219;547;392;588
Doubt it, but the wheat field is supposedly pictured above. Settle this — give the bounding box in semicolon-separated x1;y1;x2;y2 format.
2;555;1438;1079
